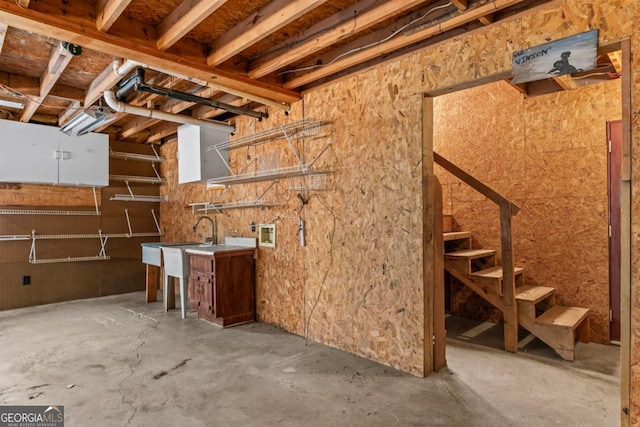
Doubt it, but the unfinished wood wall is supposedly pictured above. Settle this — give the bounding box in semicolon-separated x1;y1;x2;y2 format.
0;140;160;310
159;77;426;375
433;79;620;344
629;1;640;424
158;0;635;379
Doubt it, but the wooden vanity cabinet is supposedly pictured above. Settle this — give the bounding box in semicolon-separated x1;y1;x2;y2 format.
188;249;256;327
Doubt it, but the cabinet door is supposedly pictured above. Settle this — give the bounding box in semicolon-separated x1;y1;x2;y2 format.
57;132;109;187
177;124;229;184
0;119;58;184
177;124;202;184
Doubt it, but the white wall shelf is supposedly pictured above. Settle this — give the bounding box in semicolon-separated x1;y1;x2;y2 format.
109;145;165;163
20;210;163;264
206;165;329;187
194;180;278;213
110;181;168;203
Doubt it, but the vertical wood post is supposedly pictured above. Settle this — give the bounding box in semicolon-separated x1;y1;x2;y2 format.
500;200;517;353
145;264;159;303
422;94;435;376
432;176;446;370
619;38;631;427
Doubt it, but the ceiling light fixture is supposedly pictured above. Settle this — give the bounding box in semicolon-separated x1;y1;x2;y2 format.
0;96;25;110
59;107;113;136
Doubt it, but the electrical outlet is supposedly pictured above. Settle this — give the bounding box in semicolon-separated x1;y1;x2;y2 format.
22;275;31;285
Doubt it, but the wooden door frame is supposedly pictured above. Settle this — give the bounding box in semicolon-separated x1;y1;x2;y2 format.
607;120;622;343
421;39;632;426
618;38;631;427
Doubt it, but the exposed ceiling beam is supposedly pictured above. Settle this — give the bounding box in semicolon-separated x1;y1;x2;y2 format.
96;0;133;32
552;74;577;90
120;115;161;139
0;1;300;106
48;84;84;102
58;100;81;126
0;24;7;53
146;121;178;143
157;0;227;51
21;40;74;122
284;0;525;89
0;72;38;96
607;50;622;74
451;0;468;11
478;13;494;25
207;0;328;67
159;84;217;113
249;0;432;79
193;94;248;119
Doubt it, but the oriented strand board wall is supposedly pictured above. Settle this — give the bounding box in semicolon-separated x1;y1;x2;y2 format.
433;79;621;343
158;0;635;379
159;79;425;375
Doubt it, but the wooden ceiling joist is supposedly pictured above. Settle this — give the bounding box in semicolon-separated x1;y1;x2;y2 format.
193;94;248;120
0;23;7;53
451;0;468;11
249;0;431;79
0;1;300;106
284;0;525;89
0;71;38;96
479;13;494;25
21;40;74;122
96;0;133;32
58;100;81;126
207;0;328;67
157;0;227;51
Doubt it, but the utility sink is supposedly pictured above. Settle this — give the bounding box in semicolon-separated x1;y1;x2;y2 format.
140;242;197;267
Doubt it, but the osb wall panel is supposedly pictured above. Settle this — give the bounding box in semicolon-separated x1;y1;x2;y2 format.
629;2;640;424
159;70;425;375
156;0;634;378
433;79;620;344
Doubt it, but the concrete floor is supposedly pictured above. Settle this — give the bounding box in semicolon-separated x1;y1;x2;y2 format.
0;292;619;427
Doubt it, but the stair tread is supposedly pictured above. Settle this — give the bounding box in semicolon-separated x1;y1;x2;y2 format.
445;249;496;259
536;305;589;328
443;231;472;241
515;285;555;303
470;266;524;280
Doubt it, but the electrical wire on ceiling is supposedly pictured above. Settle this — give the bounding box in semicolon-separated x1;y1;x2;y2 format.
279;1;453;76
250;0;387;62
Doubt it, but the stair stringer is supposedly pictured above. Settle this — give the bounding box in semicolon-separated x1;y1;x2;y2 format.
445;263;506;313
517;309;576;361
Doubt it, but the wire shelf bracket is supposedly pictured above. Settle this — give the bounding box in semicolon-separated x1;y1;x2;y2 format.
110;181;168;202
192;181;279;214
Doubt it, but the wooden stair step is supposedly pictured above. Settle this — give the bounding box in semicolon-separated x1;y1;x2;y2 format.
443;231;472;241
535;305;590;329
516;284;555;304
470;266;524;280
445;249;496;260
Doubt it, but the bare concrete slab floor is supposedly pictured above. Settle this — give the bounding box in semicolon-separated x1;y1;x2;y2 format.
0;293;619;427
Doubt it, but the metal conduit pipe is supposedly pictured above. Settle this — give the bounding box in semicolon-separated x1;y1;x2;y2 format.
103;90;235;133
118;59;289;112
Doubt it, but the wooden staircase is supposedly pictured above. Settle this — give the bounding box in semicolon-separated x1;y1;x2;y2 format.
443;230;590;361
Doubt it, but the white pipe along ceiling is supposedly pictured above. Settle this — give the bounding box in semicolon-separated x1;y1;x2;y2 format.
102;90;235;133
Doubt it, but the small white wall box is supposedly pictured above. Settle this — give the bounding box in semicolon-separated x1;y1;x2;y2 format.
258;224;276;248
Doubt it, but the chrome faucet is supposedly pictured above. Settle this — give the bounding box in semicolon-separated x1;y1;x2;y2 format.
193;216;216;245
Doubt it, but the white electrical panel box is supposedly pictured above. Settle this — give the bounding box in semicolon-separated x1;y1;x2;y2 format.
177;124;229;184
258;224;276;248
